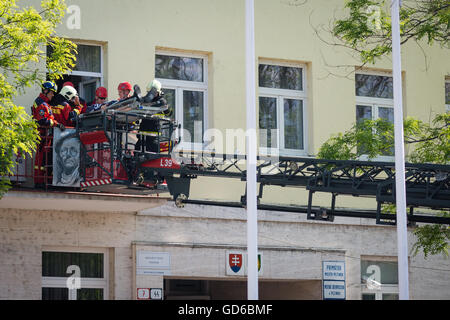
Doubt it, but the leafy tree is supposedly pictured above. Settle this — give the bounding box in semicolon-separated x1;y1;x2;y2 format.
0;0;76;197
332;0;449;65
323;0;449;258
317;114;450;258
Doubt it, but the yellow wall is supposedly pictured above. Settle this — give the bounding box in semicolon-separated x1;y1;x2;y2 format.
14;0;450;206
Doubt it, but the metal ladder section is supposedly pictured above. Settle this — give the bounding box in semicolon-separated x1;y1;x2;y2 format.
145;152;450;225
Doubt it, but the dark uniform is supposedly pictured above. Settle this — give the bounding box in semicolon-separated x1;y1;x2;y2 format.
135;96;171;153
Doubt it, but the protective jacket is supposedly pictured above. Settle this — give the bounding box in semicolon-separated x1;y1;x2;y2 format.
51;94;81;127
32;93;58;128
32;93;57;184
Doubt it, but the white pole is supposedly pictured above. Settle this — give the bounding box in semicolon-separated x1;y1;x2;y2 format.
391;0;409;300
245;0;258;300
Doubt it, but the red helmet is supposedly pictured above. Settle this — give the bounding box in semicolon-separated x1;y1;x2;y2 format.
118;82;132;91
95;87;108;98
63;81;75;88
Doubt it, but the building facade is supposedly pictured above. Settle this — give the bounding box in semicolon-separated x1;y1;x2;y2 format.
1;0;449;300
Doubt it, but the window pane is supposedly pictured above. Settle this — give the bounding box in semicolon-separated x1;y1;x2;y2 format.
284;99;303;150
162;88;176;121
356;74;393;99
42;252;104;278
77;288;104;300
259;64;302;91
82;81;97;105
42;287;68;300
445;82;450;104
156;55;203;82
356;105;372;123
361;260;398;285
378;107;394;123
378;107;394;156
74;45;101;73
382;293;399;300
356;105;372;155
259;97;278;148
362;293;376;300
183;91;204;143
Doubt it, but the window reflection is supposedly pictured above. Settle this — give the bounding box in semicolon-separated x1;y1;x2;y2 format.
156;55;203;82
183;91;204;143
259;97;278;148
259;64;302;91
284;99;303;150
356;74;393;99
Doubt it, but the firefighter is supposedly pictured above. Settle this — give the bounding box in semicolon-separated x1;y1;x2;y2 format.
135;80;172;153
32;81;64;185
86;86;109;113
118;81;132;100
51;85;81;127
62;81;87;114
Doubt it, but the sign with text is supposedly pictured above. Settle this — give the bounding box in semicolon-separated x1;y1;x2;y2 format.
322;261;345;281
323;280;346;300
136;251;171;275
322;261;346;300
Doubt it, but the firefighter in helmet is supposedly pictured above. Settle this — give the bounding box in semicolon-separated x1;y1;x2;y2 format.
51;85;82;127
135;80;173;153
32;81;64;185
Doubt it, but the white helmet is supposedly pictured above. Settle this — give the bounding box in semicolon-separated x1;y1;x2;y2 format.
147;79;162;93
60;85;78;101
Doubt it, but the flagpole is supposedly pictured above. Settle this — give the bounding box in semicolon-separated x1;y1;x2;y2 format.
391;0;409;300
245;0;258;300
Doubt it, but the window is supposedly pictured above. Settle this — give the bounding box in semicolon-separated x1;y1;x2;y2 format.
41;248;108;300
360;258;399;300
258;62;307;156
155;52;208;148
47;43;103;104
445;80;450;113
355;72;394;159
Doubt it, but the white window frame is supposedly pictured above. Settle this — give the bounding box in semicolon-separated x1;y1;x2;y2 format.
41;246;109;300
361;285;399;300
155;50;208;151
360;257;399;300
355;70;394;162
258;60;308;157
68;41;104;85
445;79;450;113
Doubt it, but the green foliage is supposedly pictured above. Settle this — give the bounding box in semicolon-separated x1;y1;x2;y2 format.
333;0;450;64
328;0;450;259
317;113;449;258
0;0;76;197
412;212;450;259
318;114;449;165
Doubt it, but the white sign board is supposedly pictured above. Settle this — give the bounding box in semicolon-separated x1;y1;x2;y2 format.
322;261;345;281
137;251;171;275
322;261;346;300
323;281;346;300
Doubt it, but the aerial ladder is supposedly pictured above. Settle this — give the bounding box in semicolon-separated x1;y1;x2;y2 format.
75;84;450;226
